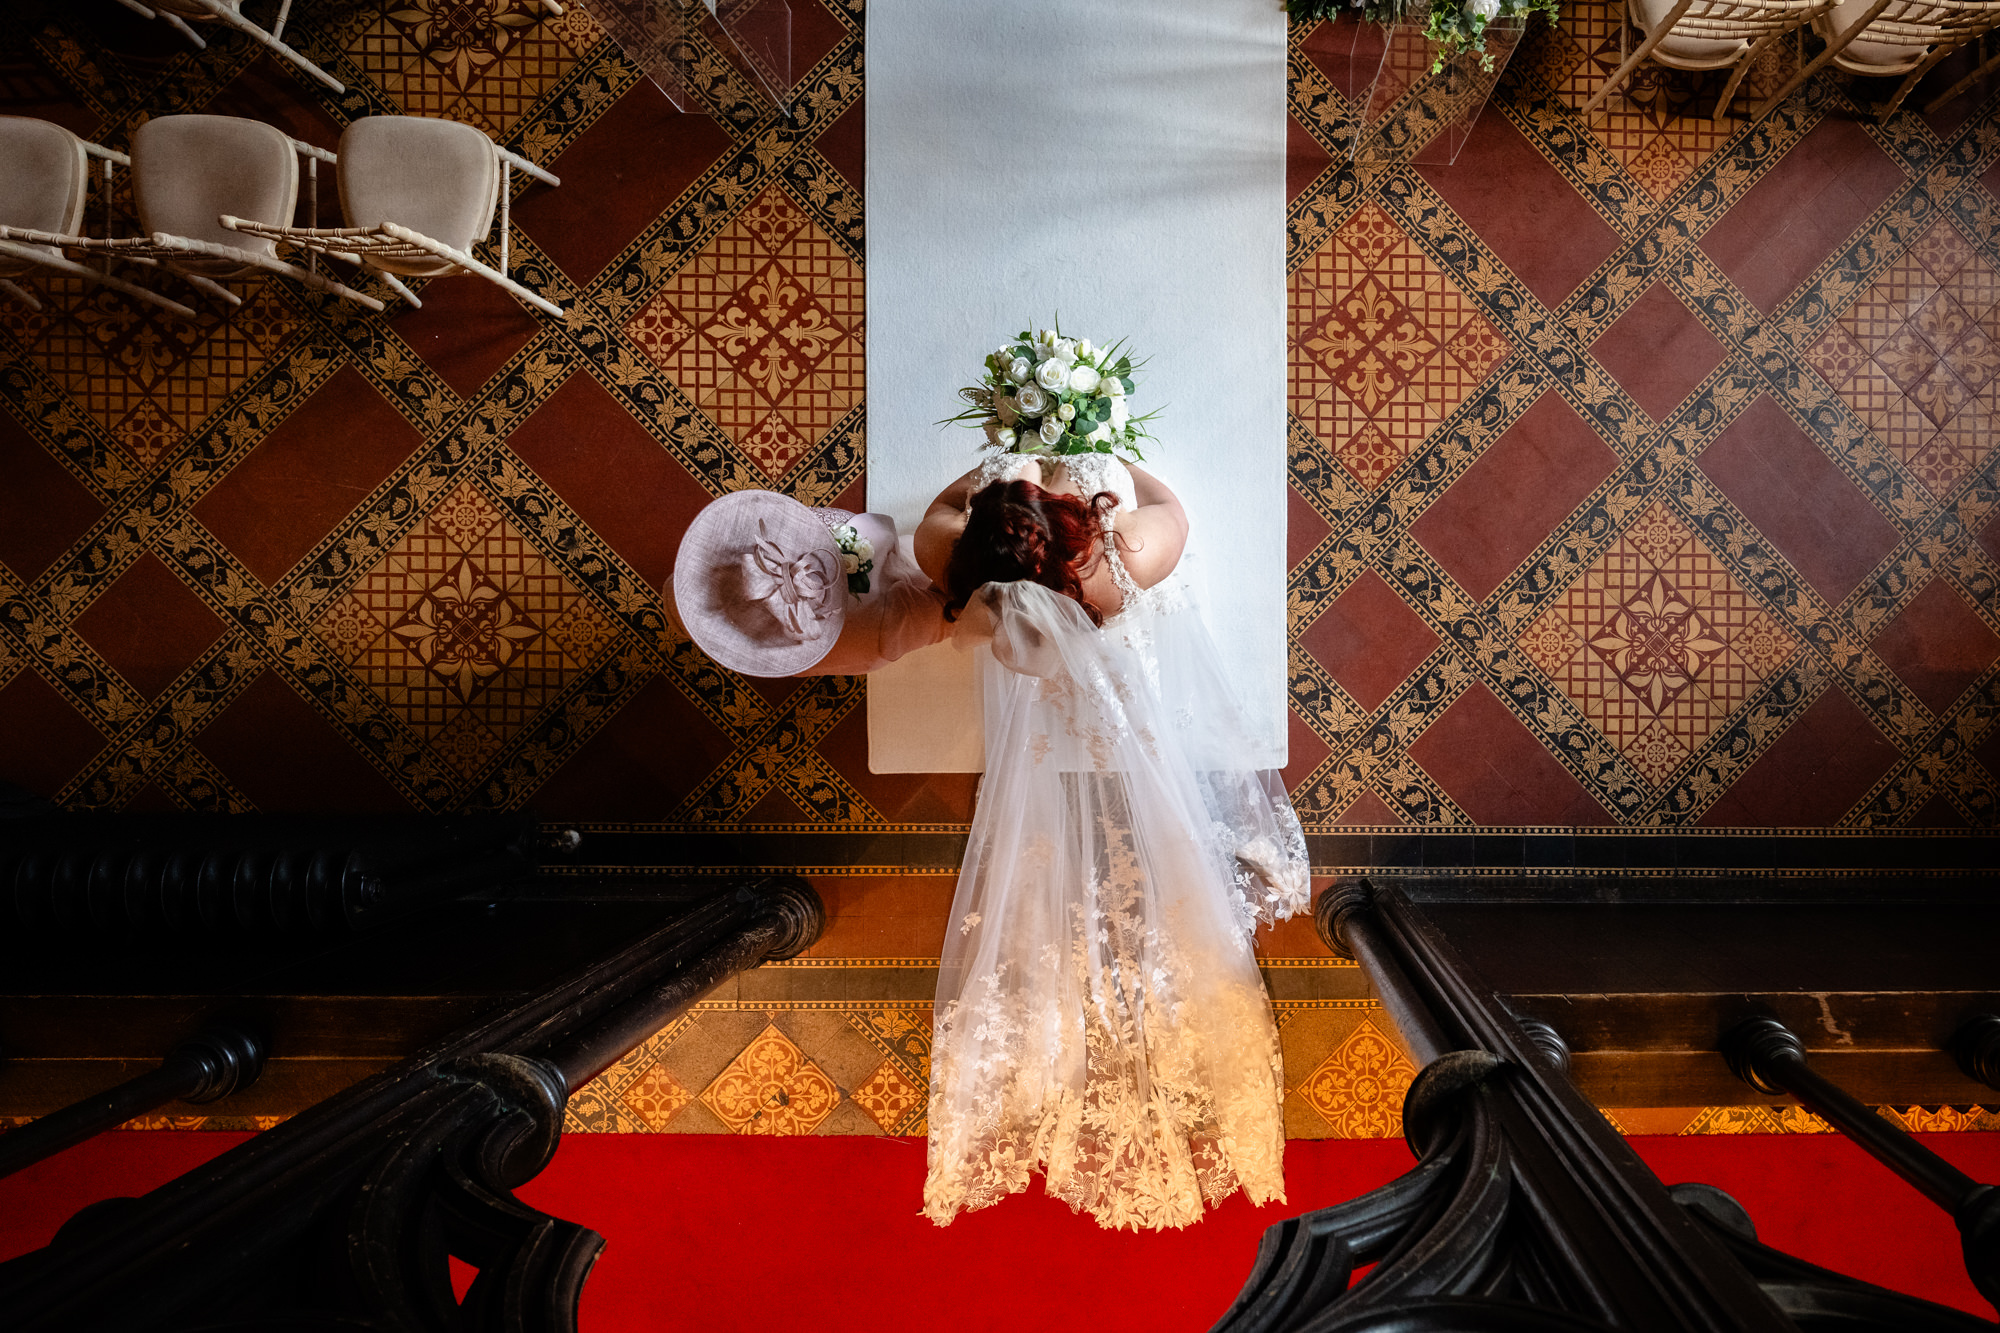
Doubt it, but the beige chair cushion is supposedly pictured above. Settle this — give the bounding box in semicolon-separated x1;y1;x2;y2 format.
337;116;499;277
1634;0;1752;63
0;116;88;275
1817;0;1930;72
132;114;298;277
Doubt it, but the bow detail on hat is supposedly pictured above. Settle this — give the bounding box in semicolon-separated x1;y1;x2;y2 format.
741;520;839;641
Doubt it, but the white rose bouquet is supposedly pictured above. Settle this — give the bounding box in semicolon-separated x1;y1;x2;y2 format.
944;322;1157;462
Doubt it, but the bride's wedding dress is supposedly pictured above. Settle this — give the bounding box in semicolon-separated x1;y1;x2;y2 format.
923;455;1310;1232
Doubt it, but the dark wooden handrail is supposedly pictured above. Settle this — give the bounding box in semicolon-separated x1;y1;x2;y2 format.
0;873;822;1332
0;1024;264;1181
1210;878;1993;1333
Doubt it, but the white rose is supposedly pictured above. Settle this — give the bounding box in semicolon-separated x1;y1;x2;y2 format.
996;426;1018;449
1110;397;1129;431
1016;383;1049;415
1032;329;1058;357
1068;364;1100;394
1051;337;1077;365
1007;357;1032;384
1469;0;1500;17
1057;402;1075;422
1038;416;1064;446
995;394;1018;425
1077;339;1094;360
1034;358;1069;392
854;538;874;562
1086;423;1111;444
842;552;860;574
1100;373;1125;397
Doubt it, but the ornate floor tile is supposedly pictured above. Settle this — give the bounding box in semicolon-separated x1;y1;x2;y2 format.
316;479;615;776
1295;1017;1416;1138
698;1022;842;1135
1812;242;2000;502
849;1056;921;1133
1291;203;1509;489
617;1056;695;1130
627;187;863;480
1535;3;1777;201
1520;502;1798;786
344;0;590;135
7;280;297;467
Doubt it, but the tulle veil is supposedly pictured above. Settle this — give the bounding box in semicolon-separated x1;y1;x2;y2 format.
922;574;1309;1231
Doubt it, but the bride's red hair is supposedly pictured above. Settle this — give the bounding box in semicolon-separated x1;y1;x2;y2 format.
943;480;1119;627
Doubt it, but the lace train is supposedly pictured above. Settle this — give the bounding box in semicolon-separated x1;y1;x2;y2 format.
923;566;1309;1231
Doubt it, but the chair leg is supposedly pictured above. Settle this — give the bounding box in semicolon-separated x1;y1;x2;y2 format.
379;223;563;318
1714;31;1781;118
360;261;422;309
1878;40;1963;117
157;9;208;47
0;248;201;319
242;254;386;311
1755;0;1892;115
1923;32;2000;112
0;278;42;311
183;0;343;92
173;271;245;307
1584;0;1695;114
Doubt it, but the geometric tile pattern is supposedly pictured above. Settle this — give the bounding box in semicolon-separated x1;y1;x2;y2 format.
1532;1;1788;201
1804;221;2000;502
1291;202;1510;488
1279;18;2000;832
343;0;603;136
627;187;864;479
4;0;1999;843
316;479;615;779
1520;502;1797;785
0;284;298;468
1293;1017;1418;1138
697;1023;842;1134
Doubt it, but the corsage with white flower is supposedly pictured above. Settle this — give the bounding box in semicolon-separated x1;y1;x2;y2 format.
942;322;1158;462
831;523;874;596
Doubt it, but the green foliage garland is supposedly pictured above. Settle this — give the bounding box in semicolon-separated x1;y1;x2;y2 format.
1285;0;1559;70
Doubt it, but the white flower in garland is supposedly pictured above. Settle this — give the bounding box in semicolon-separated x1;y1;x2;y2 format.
945;322;1157;461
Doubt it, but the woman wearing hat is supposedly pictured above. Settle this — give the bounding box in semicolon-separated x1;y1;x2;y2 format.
671;491;947;678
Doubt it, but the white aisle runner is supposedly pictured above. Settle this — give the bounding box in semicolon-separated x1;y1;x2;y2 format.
865;0;1288;772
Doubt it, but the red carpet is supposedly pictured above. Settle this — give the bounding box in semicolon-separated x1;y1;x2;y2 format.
5;1131;1998;1327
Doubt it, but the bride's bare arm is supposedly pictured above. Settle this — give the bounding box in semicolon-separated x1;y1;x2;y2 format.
1112;464;1189;589
915;465;983;587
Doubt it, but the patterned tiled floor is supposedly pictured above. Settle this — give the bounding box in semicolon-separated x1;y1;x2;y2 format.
3;1;1998;1141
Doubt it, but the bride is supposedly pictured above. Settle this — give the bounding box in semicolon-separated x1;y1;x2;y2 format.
912;386;1311;1231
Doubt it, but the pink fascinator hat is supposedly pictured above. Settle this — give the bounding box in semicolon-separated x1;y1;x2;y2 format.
672;490;848;676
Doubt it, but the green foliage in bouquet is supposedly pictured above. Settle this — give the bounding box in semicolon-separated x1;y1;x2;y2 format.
943;323;1161;463
1285;0;1558;70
